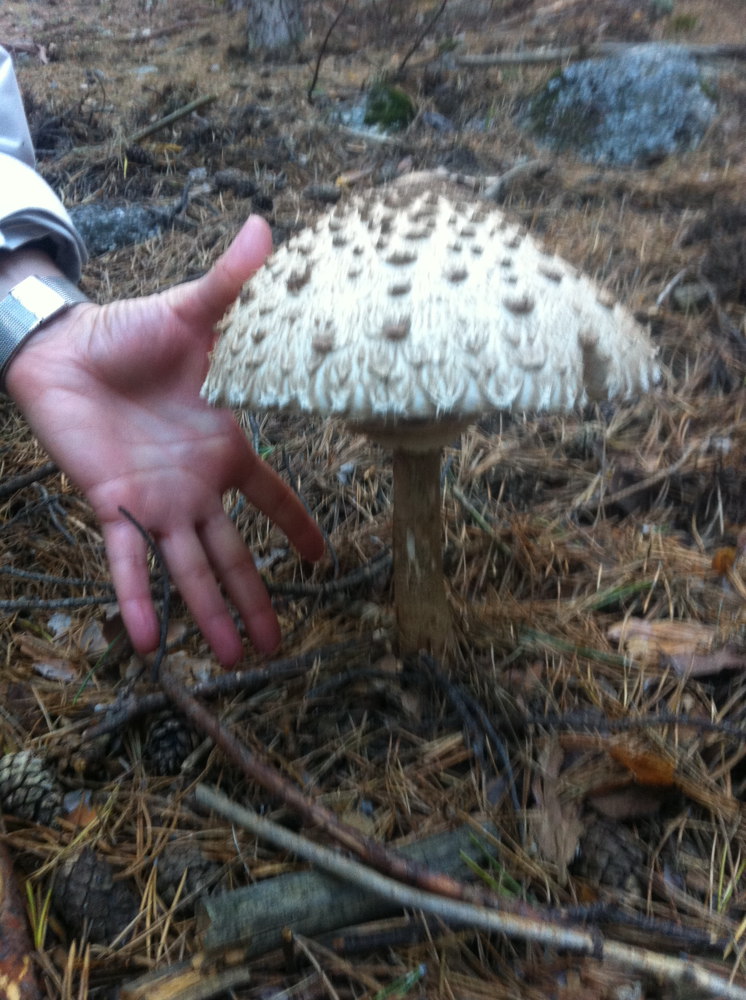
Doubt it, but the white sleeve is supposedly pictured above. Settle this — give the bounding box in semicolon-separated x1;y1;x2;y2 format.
0;47;87;281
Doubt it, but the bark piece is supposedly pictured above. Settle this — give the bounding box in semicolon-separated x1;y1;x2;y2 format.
198;821;495;956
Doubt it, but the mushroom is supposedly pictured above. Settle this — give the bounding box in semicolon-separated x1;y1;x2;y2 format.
201;178;659;655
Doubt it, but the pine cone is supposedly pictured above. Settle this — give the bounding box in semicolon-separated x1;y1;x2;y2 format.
573;816;647;895
156;840;223;911
0;750;62;826
52;846;139;944
144;713;197;776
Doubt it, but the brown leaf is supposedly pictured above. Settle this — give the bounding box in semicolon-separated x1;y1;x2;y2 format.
0;841;43;999
530;739;584;885
609;745;676;787
588;786;664;820
607;616;746;676
668;644;746;677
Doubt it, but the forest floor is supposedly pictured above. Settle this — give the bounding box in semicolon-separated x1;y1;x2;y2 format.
2;1;746;998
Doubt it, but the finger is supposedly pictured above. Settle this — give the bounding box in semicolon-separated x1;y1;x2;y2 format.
102;519;161;655
174;215;273;332
237;445;325;563
198;514;283;656
159;530;263;667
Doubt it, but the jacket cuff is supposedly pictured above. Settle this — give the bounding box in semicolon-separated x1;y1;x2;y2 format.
0;153;87;282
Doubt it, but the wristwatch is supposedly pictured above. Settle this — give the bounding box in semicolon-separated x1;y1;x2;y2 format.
0;274;89;391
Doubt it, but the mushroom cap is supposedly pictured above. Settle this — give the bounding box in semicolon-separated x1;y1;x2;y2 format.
201;180;659;441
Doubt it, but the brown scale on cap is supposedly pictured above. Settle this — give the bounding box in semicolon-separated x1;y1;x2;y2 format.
383;321;411;342
503;293;535;315
202;175;660;655
538;263;564;283
387;249;417;266
445;266;469;284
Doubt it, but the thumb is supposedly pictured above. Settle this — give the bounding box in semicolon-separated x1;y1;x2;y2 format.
175;215;273;330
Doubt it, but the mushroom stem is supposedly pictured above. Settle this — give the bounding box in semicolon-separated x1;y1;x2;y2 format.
391;447;452;655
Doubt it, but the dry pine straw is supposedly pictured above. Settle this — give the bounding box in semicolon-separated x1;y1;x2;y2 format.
2;1;746;997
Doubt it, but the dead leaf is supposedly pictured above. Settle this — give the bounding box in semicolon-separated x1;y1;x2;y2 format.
32;659;79;683
530;738;584;885
0;841;43;999
712;546;737;576
668;644;746;677
64;802;100;829
588;786;664;819
608;616;746;676
609;744;676;787
18;633;81;683
143;651;218;687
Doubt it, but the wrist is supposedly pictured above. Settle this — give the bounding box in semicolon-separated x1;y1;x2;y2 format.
0;245;65;296
0;262;90;394
3;298;93;404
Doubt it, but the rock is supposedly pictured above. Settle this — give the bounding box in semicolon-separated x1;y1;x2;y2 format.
69;201;172;256
421;109;456;133
672;280;709;311
214;167;258;198
526;44;717;166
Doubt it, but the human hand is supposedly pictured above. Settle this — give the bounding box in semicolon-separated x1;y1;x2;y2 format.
5;217;325;666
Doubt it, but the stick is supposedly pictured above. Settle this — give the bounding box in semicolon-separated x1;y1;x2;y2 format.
0;461;58;500
82;637;376;742
195;797;497;956
51;94;217;169
196;785;746;1000
456;41;746;67
159;664;497;907
395;0;449;77
127;94;217;145
307;0;351;104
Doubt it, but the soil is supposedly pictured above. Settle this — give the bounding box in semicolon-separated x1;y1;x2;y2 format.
2;2;746;998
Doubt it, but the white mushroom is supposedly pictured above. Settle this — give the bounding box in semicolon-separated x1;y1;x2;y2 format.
202;179;660;655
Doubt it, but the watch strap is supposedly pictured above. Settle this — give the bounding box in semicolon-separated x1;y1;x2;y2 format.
0;274;89;391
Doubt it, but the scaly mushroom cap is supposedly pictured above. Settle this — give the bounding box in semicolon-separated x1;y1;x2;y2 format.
201;180;659;439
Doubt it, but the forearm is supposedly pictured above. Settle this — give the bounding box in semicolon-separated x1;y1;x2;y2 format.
0;244;66;296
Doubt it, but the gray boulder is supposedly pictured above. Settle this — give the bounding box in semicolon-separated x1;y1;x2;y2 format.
527;44;717;166
69;202;169;256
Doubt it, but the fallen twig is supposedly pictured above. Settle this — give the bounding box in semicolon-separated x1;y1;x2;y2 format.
483;159;551;201
50;94;216;170
120;959;252;1000
82;637;377;742
0;594;117;612
126;94;217;146
0;461;58;499
307;0;351;104
394;163;551;203
266;548;391;597
112;18;210;44
0;841;44;999
456;41;746;67
161;663;498;907
573;438;705;515
419;653;520;811
2;39;50;63
196;784;746;1000
0;566;114;591
395;0;449;78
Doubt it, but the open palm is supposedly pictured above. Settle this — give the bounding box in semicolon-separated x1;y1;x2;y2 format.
6;217;324;666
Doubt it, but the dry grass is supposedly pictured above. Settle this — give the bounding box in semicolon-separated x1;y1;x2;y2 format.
2;1;746;997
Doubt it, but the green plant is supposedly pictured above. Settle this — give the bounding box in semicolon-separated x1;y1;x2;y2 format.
26;881;54;950
364;83;416;131
669;12;699;32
